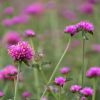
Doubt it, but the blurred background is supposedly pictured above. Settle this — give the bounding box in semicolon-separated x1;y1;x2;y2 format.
0;0;100;100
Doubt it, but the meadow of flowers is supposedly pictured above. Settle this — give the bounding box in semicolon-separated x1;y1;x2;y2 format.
0;0;100;100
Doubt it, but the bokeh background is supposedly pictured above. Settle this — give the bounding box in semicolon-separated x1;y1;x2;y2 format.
0;0;100;100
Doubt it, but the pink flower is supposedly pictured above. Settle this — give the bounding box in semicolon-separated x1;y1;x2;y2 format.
0;71;4;80
4;7;14;15
86;67;100;78
60;67;70;74
81;96;86;100
80;87;93;97
25;29;36;37
91;44;100;52
8;41;33;62
54;76;66;86
0;91;4;97
70;85;81;93
22;91;31;98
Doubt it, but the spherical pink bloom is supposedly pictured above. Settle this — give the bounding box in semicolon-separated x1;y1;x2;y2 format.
3;31;20;45
0;71;4;80
76;21;94;33
22;91;31;98
70;85;81;93
64;25;77;36
91;44;100;52
8;41;33;62
79;2;93;15
54;76;66;86
25;29;36;37
2;65;17;80
24;3;44;15
4;7;14;15
0;91;4;97
2;18;13;27
81;96;86;100
80;87;93;97
86;67;100;78
60;67;70;74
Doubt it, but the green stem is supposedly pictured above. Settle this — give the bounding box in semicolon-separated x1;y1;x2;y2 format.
14;62;21;100
58;87;61;100
40;37;71;99
92;78;96;100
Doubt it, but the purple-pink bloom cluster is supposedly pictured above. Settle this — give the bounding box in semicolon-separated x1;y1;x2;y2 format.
91;44;100;52
70;85;81;93
4;7;14;15
8;41;33;62
86;67;100;78
60;67;70;74
0;91;4;97
25;29;36;37
22;91;31;98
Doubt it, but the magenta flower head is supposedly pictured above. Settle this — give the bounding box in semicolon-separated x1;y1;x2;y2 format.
54;76;66;86
79;2;93;15
60;67;70;75
91;44;100;52
80;87;93;97
2;65;17;80
8;41;33;63
0;71;4;80
25;29;36;37
24;2;44;15
22;91;31;99
4;7;14;15
76;21;94;34
3;31;20;45
86;67;100;78
64;25;77;36
81;96;86;100
70;85;81;93
0;91;4;97
2;18;13;27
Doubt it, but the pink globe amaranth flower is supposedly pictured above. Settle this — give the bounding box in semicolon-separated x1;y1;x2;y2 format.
8;41;33;62
64;25;78;36
60;67;70;74
91;44;100;52
0;91;4;97
54;76;66;86
3;31;20;45
25;29;36;37
4;7;14;15
81;96;86;100
2;18;13;27
80;87;93;97
76;21;94;34
22;91;31;98
24;2;44;15
79;2;93;15
86;67;100;78
2;65;17;80
70;85;81;93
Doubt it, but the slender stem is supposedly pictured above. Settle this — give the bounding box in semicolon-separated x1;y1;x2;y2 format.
14;62;21;100
92;78;96;100
58;87;61;100
40;37;71;99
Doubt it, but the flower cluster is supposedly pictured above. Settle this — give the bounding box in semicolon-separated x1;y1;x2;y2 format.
60;67;70;75
70;85;81;93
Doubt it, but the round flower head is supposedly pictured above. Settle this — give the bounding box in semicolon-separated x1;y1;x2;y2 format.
22;91;31;98
0;71;4;80
79;2;93;15
86;67;100;78
80;87;93;97
3;31;20;45
0;91;4;97
64;25;77;36
54;76;66;86
4;7;14;15
2;65;17;80
60;67;70;74
81;96;86;100
8;41;33;62
25;29;36;37
70;85;81;93
76;21;94;34
91;44;100;52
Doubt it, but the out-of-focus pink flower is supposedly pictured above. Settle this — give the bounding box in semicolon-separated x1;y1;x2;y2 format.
80;87;93;97
3;31;21;45
81;96;86;100
4;7;14;15
79;2;94;15
0;71;4;80
41;96;47;100
86;67;100;78
70;85;81;93
60;67;70;74
91;44;100;52
2;18;13;27
54;76;66;86
8;41;33;62
25;29;36;37
88;0;97;4
22;91;31;98
24;2;45;15
0;91;4;97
